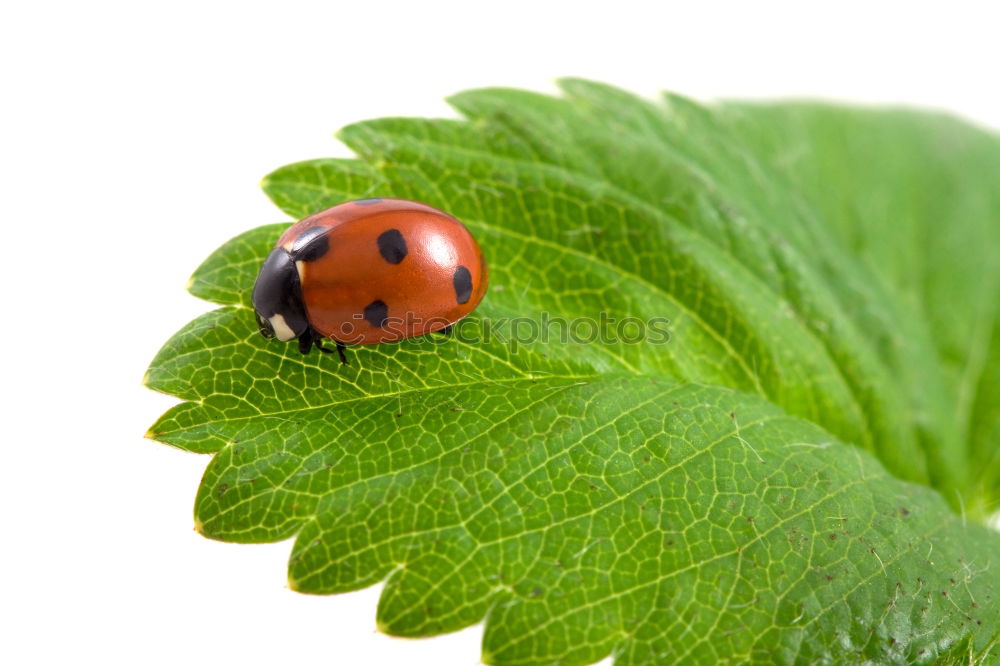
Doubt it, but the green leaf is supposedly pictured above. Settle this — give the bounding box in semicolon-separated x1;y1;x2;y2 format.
721;102;1000;513
146;80;1000;664
185;223;287;306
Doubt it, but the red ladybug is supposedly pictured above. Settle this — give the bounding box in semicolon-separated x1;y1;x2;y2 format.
252;198;488;363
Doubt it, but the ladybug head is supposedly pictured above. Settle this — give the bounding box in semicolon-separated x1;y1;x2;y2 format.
251;247;310;342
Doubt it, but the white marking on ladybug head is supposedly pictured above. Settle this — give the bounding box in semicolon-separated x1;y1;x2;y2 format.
269;313;296;341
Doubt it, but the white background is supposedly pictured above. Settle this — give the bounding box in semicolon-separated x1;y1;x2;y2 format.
2;1;998;664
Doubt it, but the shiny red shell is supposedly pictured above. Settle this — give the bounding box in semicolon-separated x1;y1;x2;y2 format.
276;198;488;345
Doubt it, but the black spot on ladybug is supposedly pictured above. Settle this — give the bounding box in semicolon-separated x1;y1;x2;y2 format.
453;265;473;304
291;226;330;262
353;198;384;206
364;300;388;328
377;229;408;264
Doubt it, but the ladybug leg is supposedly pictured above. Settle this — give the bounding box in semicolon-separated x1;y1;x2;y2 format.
297;328;329;356
437;325;453;336
297;335;313;355
313;338;349;365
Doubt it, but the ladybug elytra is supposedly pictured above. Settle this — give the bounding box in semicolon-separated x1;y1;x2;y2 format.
252;198;488;363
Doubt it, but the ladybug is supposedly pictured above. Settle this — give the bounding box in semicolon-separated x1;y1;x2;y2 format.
251;198;488;363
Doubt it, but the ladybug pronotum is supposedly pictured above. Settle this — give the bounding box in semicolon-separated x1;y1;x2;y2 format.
251;198;488;363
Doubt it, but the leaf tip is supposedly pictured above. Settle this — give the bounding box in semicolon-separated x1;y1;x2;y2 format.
374;618;393;635
184;275;196;293
480;648;496;665
193;516;205;535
